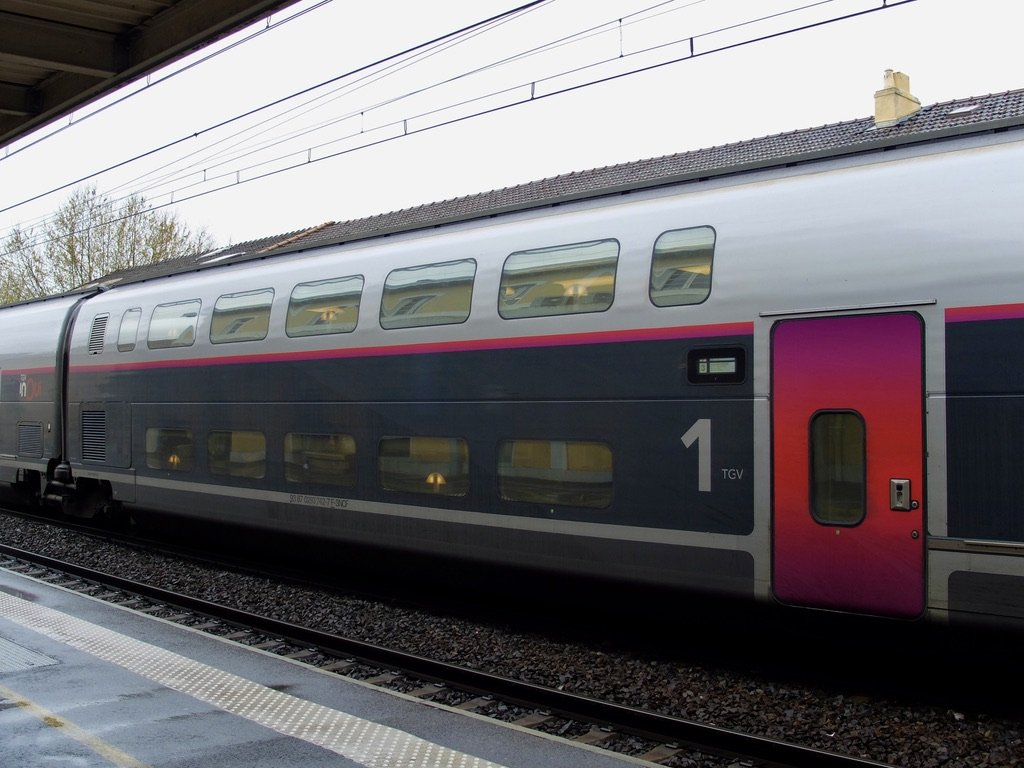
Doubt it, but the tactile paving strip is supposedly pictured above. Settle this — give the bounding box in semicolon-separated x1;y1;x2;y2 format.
0;591;506;768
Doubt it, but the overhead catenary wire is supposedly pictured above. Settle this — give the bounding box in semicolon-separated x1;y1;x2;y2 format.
149;0;918;209
1;0;907;248
99;0;674;206
0;0;334;166
100;0;552;204
2;0;917;253
0;0;552;222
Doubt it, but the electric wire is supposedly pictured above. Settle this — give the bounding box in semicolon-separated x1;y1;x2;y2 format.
0;0;333;165
0;2;551;243
101;1;550;203
109;0;686;199
0;0;551;221
110;0;720;205
3;0;907;251
6;0;831;226
0;0;893;248
2;0;917;253
3;0;814;226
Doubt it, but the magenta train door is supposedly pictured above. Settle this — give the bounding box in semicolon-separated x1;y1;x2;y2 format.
771;313;925;619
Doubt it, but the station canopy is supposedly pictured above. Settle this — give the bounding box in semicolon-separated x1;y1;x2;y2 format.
0;0;301;150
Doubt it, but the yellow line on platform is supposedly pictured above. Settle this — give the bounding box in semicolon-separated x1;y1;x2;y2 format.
0;681;152;768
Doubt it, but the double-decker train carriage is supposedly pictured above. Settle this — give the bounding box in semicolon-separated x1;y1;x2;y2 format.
2;75;1024;629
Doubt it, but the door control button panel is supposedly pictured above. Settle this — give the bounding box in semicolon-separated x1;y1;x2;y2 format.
890;479;912;511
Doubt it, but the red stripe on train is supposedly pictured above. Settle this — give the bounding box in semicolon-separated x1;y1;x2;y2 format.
946;303;1024;323
69;321;754;373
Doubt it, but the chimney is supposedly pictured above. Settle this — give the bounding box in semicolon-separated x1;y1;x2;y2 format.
874;69;921;127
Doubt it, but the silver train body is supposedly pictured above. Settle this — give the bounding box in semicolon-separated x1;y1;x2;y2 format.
2;106;1023;629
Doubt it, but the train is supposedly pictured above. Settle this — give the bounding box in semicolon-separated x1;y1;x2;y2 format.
2;80;1023;631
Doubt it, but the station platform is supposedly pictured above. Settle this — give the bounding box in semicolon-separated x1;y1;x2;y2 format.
0;565;644;767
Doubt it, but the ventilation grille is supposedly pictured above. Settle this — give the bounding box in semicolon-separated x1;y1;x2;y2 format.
88;314;109;355
17;423;43;458
81;411;107;462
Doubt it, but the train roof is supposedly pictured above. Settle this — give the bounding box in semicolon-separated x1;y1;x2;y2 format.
81;83;1024;292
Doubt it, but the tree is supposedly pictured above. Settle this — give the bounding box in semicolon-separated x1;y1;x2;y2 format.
0;185;215;303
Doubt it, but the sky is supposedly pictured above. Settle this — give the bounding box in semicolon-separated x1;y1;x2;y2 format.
0;0;1020;248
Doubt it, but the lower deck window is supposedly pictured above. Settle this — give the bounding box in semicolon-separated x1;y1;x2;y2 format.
208;430;266;479
285;433;356;486
145;428;194;471
498;439;613;508
378;436;468;496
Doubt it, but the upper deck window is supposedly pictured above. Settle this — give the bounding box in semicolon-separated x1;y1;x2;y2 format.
380;259;476;330
117;308;142;352
499;239;618;319
147;300;201;349
287;276;363;337
649;226;715;307
210;289;274;344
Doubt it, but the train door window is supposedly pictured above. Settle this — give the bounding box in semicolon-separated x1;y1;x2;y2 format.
145;428;194;471
378;436;469;496
499;240;618;319
380;260;476;330
810;411;866;525
285;433;357;487
117;308;142;352
211;289;274;343
649;226;715;307
148;300;201;349
498;439;613;508
208;430;266;479
287;276;363;337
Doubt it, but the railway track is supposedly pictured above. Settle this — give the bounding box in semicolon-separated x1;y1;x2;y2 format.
0;539;896;768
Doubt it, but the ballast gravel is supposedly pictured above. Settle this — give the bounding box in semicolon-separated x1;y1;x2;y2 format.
1;517;1020;767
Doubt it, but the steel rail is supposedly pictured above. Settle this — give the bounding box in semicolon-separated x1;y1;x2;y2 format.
0;541;895;768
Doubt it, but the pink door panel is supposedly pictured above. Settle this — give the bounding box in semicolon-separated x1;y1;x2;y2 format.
772;313;925;618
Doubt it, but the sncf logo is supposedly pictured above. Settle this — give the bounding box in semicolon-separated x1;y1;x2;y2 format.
18;376;42;401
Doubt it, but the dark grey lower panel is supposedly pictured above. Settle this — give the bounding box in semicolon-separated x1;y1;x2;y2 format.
948;570;1024;626
131;486;755;598
437;524;756;597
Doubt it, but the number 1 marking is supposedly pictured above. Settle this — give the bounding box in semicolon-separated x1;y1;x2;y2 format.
681;418;711;493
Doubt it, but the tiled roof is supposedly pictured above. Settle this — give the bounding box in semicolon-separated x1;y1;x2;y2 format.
277;87;1024;256
87;86;1024;286
76;224;335;290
